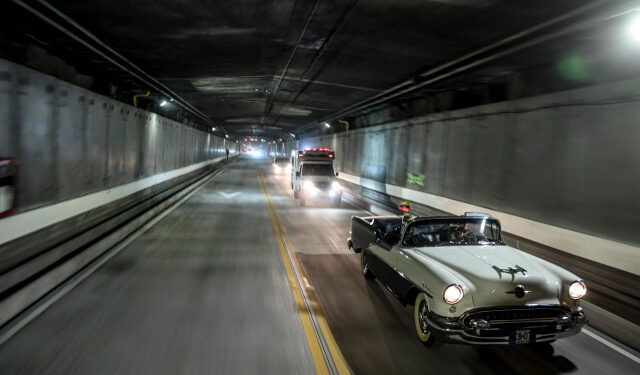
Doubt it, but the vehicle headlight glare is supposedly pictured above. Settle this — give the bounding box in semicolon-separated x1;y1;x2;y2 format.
304;180;315;190
443;284;463;304
331;181;341;190
568;281;587;299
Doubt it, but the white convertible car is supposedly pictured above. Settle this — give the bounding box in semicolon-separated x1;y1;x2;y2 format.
348;212;587;346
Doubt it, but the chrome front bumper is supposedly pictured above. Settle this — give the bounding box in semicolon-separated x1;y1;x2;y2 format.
426;306;588;345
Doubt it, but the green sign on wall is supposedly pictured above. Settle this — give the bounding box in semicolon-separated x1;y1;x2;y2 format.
407;173;425;187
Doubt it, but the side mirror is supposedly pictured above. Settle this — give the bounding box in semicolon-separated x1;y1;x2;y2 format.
335;172;339;177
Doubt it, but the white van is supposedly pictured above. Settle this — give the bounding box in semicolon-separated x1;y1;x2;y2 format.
290;148;342;207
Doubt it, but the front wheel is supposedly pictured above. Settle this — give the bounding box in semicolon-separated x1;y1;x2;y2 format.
361;250;375;280
414;293;436;347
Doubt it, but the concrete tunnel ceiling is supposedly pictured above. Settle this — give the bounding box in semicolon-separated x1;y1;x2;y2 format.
5;0;632;138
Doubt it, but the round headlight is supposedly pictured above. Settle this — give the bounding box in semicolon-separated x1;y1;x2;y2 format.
304;180;315;190
443;284;464;304
568;281;587;299
331;181;341;190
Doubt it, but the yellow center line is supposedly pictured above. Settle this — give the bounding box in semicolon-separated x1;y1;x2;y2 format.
267;187;352;375
257;169;331;375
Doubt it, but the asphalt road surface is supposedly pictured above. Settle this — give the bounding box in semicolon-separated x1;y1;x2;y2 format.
0;156;638;375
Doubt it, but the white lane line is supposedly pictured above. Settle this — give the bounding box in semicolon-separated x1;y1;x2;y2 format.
218;191;241;199
341;191;392;217
0;170;217;347
582;328;640;365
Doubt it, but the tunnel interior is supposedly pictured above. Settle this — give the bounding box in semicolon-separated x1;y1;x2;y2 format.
0;1;639;374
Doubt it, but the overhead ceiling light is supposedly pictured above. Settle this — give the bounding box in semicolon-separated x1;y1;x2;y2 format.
212;127;217;131
160;100;168;107
225;134;229;138
322;122;331;128
629;14;640;42
290;133;296;138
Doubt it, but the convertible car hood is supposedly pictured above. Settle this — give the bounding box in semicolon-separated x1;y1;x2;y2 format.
411;245;563;306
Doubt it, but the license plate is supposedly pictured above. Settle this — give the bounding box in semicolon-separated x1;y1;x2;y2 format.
510;329;535;344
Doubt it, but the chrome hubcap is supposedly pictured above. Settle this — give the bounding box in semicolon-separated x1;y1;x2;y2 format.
418;301;429;333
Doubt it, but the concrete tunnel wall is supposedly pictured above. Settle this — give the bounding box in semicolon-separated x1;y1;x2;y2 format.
0;58;232;215
0;59;235;326
300;77;640;273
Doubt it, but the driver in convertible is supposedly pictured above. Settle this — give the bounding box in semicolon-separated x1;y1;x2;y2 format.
449;223;475;242
450;223;488;243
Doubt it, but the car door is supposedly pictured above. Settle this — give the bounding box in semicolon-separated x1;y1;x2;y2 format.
368;226;401;292
394;244;418;302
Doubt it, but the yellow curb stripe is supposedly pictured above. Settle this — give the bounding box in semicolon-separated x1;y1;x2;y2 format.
257;170;330;375
258;169;351;375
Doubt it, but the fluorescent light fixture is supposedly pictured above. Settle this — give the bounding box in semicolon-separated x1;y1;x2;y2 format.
629;14;640;42
212;127;217;131
290;133;296;138
225;134;229;138
322;122;331;128
160;100;168;107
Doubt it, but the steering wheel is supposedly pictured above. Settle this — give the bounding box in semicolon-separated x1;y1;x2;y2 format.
462;231;476;241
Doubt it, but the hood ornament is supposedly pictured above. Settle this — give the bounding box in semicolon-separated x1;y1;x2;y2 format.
506;284;533;298
492;265;527;281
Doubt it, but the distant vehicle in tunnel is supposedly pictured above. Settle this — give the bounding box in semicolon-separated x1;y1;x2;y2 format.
291;148;341;207
348;212;587;346
272;157;290;174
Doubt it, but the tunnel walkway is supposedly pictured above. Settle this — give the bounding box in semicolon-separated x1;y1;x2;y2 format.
0;156;639;374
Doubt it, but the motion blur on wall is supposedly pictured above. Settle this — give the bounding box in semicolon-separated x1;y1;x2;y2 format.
0;59;231;215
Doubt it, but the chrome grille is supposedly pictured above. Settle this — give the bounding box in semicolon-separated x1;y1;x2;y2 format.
461;307;573;337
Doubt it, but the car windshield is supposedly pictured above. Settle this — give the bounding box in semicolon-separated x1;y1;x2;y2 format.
403;218;503;247
301;164;334;176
